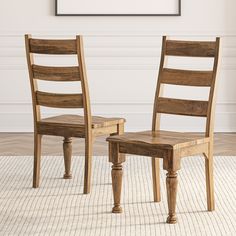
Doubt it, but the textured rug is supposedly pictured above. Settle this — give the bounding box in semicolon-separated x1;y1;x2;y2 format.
0;155;235;236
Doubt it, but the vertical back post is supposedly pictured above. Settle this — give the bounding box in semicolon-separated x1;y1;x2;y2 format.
205;37;220;138
152;36;167;131
76;36;92;138
25;34;41;131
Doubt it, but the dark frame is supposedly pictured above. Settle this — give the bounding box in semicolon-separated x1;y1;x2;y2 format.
55;0;181;16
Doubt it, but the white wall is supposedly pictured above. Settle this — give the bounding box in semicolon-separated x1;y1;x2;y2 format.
0;0;236;132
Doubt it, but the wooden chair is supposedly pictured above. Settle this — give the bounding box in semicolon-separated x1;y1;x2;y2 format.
107;36;220;223
25;35;125;194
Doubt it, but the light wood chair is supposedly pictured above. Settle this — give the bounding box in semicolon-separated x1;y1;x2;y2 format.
107;36;220;223
25;35;125;194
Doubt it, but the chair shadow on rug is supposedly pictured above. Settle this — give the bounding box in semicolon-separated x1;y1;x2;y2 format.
107;36;220;224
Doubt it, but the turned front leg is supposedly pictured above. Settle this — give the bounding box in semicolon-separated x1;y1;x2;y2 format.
63;137;72;179
166;171;178;224
109;142;125;214
112;163;123;213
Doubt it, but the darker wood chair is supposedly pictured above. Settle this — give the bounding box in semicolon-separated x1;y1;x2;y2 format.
107;36;220;223
25;35;125;194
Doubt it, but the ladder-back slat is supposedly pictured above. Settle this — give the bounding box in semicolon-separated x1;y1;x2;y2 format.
161;68;213;87
166;40;216;57
29;39;77;54
32;65;80;81
152;36;220;135
36;91;83;108
156;97;208;117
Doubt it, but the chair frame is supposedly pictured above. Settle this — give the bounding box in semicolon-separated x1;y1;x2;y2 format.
107;36;220;223
25;35;125;193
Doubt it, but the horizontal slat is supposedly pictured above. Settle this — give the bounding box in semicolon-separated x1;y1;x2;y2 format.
161;68;213;86
156;97;208;117
36;91;83;108
32;65;80;81
29;39;77;54
166;40;216;57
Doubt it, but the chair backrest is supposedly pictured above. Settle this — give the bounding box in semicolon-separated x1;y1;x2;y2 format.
152;36;220;138
25;35;92;136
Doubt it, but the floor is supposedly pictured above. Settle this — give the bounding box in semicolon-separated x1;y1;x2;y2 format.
0;132;236;156
0;133;235;235
1;155;235;235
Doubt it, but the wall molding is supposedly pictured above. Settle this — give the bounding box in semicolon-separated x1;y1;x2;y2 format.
1;112;236;132
1;103;236;132
1;30;236;37
1;102;236;105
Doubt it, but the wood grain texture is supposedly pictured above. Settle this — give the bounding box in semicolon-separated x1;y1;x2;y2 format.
32;65;80;81
36;91;83;108
107;130;209;150
156;97;209;117
166;171;178;224
25;35;42;189
204;143;215;211
92;126;118;137
37;123;85;138
83;136;93;194
112;163;123;213
39;115;125;129
29;39;77;54
152;36;167;131
206;38;221;137
161;68;213;87
107;36;220;224
63;137;72;179
109;142;125;213
166;40;216;57
152;157;161;202
25;35;41;126
25;34;126;192
76;36;93;194
37;118;125;139
32;134;42;188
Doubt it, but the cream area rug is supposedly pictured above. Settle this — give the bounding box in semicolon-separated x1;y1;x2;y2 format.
0;155;235;236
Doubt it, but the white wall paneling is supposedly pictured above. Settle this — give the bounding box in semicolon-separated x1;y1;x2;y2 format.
0;0;236;132
56;0;180;15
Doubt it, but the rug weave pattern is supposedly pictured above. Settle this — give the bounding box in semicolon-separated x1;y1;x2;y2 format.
0;155;235;235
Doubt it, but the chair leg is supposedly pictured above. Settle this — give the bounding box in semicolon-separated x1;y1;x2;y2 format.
83;137;93;194
204;145;215;211
152;157;161;202
33;134;42;188
111;162;123;213
109;142;125;214
63;137;72;179
166;171;178;224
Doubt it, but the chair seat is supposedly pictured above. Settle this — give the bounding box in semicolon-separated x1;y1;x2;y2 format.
107;130;209;150
38;114;125;129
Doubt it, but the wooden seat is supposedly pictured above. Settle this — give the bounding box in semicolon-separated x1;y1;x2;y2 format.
38;115;125;138
107;36;220;224
108;130;209;150
40;115;125;129
25;35;125;193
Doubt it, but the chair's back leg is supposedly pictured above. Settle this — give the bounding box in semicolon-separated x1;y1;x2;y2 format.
83;137;93;194
152;157;161;202
33;134;42;188
204;143;215;211
63;137;72;179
